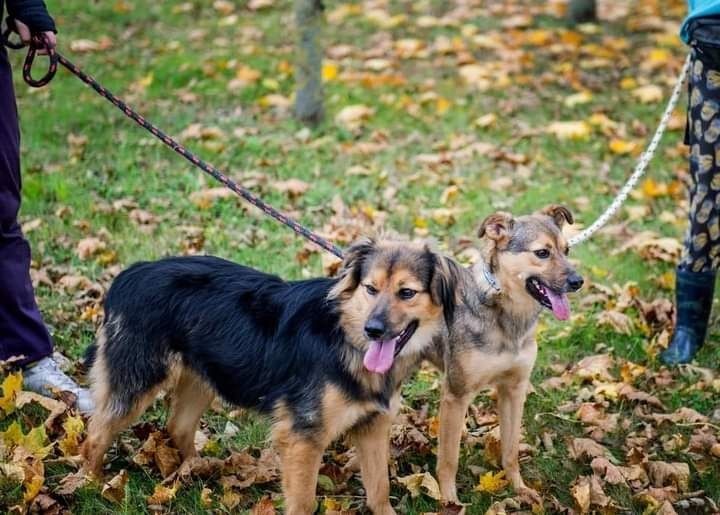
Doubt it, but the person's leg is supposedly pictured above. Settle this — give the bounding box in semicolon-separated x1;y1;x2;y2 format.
661;48;718;365
0;47;53;367
0;48;93;413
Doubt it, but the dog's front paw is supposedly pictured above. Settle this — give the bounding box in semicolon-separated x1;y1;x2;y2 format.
516;485;542;507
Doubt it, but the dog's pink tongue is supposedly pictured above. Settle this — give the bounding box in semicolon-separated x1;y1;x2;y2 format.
545;289;571;320
363;338;398;374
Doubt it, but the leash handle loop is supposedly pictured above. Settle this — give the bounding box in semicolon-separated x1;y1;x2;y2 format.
22;33;58;87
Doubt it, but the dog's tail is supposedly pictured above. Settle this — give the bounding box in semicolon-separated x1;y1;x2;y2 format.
84;342;97;369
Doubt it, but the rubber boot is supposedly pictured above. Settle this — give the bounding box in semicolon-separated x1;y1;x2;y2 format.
660;266;716;365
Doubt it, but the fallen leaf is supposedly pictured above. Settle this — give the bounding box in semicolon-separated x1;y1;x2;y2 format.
335;105;374;129
251;496;276;514
102;469;129;504
646;461;690;492
632;84;663;103
397;472;442;500
569;438;614;462
76;237;106;260
147;482;178;506
0;372;23;414
546;121;591;140
474;470;509;493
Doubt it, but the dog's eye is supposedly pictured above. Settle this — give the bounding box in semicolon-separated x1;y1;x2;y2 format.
534;249;551;259
398;288;417;300
365;284;378;296
564;247;570;256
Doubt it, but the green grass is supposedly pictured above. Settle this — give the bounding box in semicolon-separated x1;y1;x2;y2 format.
3;0;719;513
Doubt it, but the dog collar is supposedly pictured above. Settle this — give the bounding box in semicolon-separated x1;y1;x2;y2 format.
481;262;501;292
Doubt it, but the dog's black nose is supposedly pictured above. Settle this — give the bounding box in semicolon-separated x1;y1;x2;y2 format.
567;273;584;292
364;318;386;339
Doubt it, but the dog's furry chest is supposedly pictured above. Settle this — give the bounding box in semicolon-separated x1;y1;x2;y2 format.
440;305;539;395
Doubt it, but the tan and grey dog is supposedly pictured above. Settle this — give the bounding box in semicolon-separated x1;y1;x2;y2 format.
427;205;583;503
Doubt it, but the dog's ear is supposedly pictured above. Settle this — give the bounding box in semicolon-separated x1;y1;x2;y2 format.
329;237;376;300
478;212;514;248
540;204;574;228
430;252;461;330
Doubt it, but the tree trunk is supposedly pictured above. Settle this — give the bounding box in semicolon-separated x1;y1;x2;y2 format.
567;0;597;24
294;0;324;126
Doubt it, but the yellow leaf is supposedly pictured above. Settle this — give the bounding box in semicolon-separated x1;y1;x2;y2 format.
648;48;671;66
546;121;591;140
59;415;85;457
641;178;668;198
258;94;291;109
620;77;638;90
609;139;638;155
474;471;509;493
200;487;213;508
23;426;54;460
24;475;43;503
322;63;339;81
147;482;178;506
0;372;22;414
235;65;261;83
436;97;451;115
564;91;593;108
2;421;23;447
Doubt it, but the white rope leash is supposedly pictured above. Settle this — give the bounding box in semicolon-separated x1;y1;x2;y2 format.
569;52;692;247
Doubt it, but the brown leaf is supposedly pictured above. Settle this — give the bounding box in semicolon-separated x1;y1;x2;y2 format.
101;469;128;504
617;384;665;409
571;354;615;382
590;457;626;485
55;470;90;496
270;179;310;198
189;187;234;209
576;403;619;433
646;461;690;492
596;309;634;335
571;477;590;513
569;438;613;462
251;496;277;514
155;442;181;478
14;391;67;430
335;105;374;128
76;237;106;260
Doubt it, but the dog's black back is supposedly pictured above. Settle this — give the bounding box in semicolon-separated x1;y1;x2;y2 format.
91;256;371;422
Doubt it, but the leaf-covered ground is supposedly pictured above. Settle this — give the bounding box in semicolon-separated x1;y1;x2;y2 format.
1;0;719;513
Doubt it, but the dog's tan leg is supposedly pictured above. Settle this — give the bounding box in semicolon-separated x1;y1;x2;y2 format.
497;381;528;490
437;385;473;504
167;368;215;460
278;436;323;515
82;389;159;478
352;412;396;514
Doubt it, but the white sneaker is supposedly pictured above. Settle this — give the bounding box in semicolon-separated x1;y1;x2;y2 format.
23;357;94;414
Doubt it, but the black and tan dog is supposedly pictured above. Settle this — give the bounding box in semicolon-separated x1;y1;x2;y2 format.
81;238;458;514
426;205;584;504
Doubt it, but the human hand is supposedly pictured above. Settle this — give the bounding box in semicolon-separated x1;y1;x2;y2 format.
14;19;56;54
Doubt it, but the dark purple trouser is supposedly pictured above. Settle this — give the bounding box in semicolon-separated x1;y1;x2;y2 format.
0;46;52;367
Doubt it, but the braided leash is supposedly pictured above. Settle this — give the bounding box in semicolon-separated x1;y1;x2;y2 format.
568;53;692;247
2;29;345;259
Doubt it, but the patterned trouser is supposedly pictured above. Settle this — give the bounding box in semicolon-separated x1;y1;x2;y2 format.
682;48;720;273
